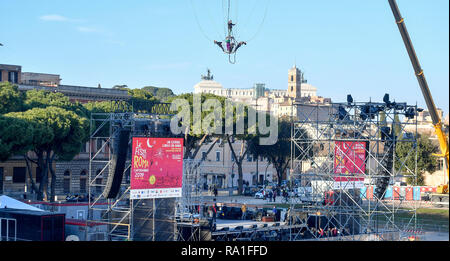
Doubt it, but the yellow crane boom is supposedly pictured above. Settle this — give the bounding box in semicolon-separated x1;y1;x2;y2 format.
388;0;449;192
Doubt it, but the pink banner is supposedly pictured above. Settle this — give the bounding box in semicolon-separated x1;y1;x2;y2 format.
130;138;184;199
334;141;366;175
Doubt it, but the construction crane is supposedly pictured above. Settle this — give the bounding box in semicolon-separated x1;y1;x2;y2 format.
388;0;449;203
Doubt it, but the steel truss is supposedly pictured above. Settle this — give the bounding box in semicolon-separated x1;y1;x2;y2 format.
174;159;206;241
289;101;419;241
88;100;175;241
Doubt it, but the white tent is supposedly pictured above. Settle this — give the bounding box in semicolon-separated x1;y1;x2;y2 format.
0;195;43;211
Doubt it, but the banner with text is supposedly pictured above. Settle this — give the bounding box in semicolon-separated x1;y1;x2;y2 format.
333;141;366;188
130;137;184;199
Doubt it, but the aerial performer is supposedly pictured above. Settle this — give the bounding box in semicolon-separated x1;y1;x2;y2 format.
191;0;269;64
214;19;246;64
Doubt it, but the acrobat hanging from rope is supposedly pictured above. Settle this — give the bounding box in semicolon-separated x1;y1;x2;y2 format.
214;20;246;64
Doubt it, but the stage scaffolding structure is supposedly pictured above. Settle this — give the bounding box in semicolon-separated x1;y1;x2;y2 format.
87;100;175;241
289;100;419;241
175;159;207;241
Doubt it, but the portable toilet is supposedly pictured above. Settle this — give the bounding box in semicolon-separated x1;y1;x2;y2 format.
413;187;421;201
405;187;414;201
360;187;367;200
384;186;393;199
393;186;400;200
366;186;374;200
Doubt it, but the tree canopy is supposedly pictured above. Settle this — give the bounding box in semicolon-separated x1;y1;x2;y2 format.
0;82;24;114
395;134;438;185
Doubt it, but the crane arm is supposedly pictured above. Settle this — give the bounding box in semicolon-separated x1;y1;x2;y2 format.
388;0;449;179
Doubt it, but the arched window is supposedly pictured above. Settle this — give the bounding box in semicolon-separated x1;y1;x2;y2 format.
63;170;71;194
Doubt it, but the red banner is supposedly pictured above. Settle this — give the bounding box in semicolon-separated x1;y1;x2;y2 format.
130;138;184;199
334;141;366;175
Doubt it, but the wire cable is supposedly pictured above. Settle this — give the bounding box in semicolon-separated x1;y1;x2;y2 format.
245;0;271;43
189;0;214;41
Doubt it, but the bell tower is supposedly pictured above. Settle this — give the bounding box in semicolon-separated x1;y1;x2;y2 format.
287;65;302;99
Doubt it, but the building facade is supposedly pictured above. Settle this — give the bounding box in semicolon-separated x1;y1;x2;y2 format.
191;139;276;189
1;63;130;103
193;66;331;119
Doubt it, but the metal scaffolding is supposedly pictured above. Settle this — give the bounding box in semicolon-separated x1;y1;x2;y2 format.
88;111;134;241
289;100;419;241
87;100;176;241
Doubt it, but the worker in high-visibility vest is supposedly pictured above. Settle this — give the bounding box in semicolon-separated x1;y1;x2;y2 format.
241;204;247;220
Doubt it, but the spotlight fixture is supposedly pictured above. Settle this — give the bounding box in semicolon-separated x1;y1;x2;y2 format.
380;126;391;142
383;93;393;108
338;106;348;121
347;95;353;106
405;107;416;119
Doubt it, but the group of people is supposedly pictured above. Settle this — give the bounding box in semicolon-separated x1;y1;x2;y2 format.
308;227;340;238
264;189;277;202
208;185;218;197
214;20;247;54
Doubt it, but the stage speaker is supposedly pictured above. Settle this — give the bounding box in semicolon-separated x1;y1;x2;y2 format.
103;129;131;199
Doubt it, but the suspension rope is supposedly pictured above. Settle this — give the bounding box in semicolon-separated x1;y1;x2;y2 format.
245;0;271;42
189;0;214;41
227;0;231;22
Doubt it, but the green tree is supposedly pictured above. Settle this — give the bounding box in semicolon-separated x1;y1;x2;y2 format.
248;117;306;186
8;106;89;201
24;89;89;118
142;86;175;102
0;115;34;161
0;114;54;194
0;82;24;114
168;93;227;160
395;135;438;185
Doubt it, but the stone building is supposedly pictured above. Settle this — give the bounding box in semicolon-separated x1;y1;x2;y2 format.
1;63;130;103
193;139;276;189
193;66;331;119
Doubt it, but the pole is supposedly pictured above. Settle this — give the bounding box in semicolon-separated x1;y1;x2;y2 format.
256;98;259;185
153;198;156;241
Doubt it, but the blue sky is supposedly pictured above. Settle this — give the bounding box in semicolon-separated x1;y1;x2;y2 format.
0;0;448;114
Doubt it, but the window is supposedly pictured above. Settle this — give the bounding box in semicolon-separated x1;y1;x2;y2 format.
80;170;87;194
231;153;236;162
291;75;294;82
13;167;26;183
247;153;253;162
291;86;294;92
63;170;71;194
8;71;18;84
0;70;2;81
202;151;207;161
216;151;221;162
